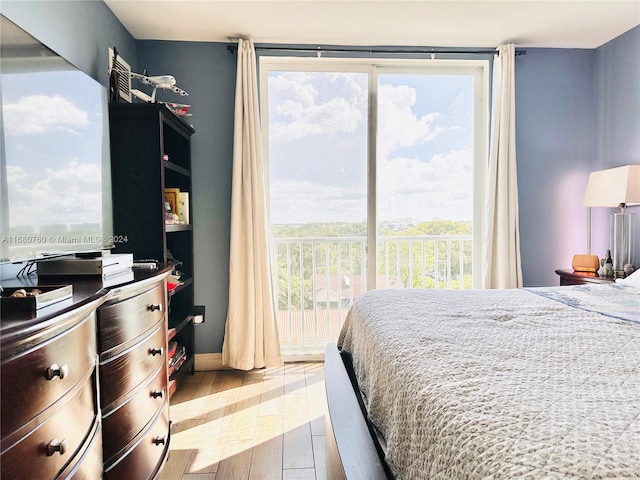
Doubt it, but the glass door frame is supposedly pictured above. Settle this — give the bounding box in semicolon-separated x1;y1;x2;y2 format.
259;57;490;290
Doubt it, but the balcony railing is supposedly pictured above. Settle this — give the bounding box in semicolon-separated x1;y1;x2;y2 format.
272;234;473;354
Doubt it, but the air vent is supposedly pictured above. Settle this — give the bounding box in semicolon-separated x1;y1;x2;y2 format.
108;47;132;103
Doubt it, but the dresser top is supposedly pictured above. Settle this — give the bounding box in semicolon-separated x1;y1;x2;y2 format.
0;265;172;342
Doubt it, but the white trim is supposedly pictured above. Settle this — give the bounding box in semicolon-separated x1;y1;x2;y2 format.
194;353;229;371
367;65;378;290
282;354;325;363
473;63;490;288
195;353;325;371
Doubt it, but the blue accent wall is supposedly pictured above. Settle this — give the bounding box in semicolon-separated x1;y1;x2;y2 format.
516;26;640;287
136;41;236;354
594;27;640;169
592;27;640;263
515;49;595;286
2;1;638;351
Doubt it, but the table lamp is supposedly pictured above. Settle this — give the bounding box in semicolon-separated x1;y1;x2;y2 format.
582;165;640;277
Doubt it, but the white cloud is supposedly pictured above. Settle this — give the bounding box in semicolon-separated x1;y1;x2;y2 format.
271;147;473;223
377;84;456;161
3;95;89;135
377;148;473;221
8;161;102;226
269;71;366;143
6;164;28;183
270;178;366;224
267;73;475;224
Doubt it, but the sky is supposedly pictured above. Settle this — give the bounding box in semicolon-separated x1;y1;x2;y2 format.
1;69;108;229
2;61;476;237
267;69;476;226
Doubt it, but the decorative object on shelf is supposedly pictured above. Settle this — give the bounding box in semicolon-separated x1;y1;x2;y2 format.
571;254;600;273
602;250;614;277
1;284;72;315
130;69;189;104
164;188;181;218
163;102;192;118
179;192;190;224
582;165;640;278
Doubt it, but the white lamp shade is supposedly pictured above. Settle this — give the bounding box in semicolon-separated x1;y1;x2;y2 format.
582;165;640;208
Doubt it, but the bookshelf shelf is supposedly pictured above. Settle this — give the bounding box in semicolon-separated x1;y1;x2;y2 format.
109;103;197;399
165;224;192;233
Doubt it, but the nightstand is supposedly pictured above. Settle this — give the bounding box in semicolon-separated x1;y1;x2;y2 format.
555;269;616;286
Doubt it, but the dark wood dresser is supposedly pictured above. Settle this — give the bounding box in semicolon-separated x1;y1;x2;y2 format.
0;267;172;479
1;296;104;480
98;275;171;479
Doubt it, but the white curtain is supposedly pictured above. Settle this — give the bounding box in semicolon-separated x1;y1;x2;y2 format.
222;39;282;370
482;43;523;289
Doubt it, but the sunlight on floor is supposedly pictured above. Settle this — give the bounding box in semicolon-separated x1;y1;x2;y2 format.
158;362;328;480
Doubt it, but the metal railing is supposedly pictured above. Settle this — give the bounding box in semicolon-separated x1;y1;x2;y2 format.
272;234;473;354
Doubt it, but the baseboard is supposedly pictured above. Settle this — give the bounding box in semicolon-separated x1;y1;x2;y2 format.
283;354;324;363
195;352;325;371
194;353;229;371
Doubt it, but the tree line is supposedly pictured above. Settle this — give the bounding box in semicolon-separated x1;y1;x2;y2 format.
272;220;473;309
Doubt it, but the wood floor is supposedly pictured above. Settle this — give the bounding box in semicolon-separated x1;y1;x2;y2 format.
158;362;329;480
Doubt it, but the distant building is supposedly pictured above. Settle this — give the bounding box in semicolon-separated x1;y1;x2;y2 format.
312;273;397;308
379;217;419;232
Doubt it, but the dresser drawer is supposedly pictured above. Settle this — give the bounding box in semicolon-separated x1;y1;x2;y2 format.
102;362;167;464
0;311;96;440
104;402;170;480
100;321;167;412
0;370;97;480
98;283;165;354
57;414;103;480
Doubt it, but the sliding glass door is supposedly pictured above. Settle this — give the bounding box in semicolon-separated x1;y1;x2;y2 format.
261;59;488;354
375;70;479;290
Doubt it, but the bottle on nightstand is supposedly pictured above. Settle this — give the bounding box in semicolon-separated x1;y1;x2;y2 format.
602;250;614;277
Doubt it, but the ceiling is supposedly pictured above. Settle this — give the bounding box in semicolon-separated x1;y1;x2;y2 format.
104;1;640;49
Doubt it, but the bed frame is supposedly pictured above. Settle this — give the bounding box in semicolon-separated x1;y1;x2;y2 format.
324;343;392;479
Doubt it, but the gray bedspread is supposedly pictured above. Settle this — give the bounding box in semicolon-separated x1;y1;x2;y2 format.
337;284;640;479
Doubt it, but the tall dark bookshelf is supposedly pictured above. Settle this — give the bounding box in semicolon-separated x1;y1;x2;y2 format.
108;103;196;397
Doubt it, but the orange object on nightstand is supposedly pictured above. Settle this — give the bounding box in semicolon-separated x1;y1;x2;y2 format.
571;254;600;273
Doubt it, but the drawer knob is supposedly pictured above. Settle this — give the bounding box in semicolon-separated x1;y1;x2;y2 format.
147;303;163;312
151;389;164;399
149;347;164;356
46;363;69;381
47;439;67;456
153;436;166;446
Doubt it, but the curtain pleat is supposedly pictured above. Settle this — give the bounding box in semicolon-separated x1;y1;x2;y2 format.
482;44;523;289
222;39;282;370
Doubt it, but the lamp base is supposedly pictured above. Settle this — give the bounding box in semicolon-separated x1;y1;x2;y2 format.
611;212;636;274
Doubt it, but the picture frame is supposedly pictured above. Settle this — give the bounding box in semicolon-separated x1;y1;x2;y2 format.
164;187;181;218
179;191;190;224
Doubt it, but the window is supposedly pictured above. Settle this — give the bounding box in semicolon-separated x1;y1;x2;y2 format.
260;58;488;354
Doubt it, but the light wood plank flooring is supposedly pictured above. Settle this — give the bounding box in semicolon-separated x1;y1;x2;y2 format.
159;362;328;480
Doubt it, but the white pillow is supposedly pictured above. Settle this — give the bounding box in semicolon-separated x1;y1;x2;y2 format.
615;269;640;288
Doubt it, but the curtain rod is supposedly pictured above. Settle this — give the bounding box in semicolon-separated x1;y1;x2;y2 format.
226;44;526;56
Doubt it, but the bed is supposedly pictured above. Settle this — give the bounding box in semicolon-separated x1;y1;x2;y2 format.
324;275;640;479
